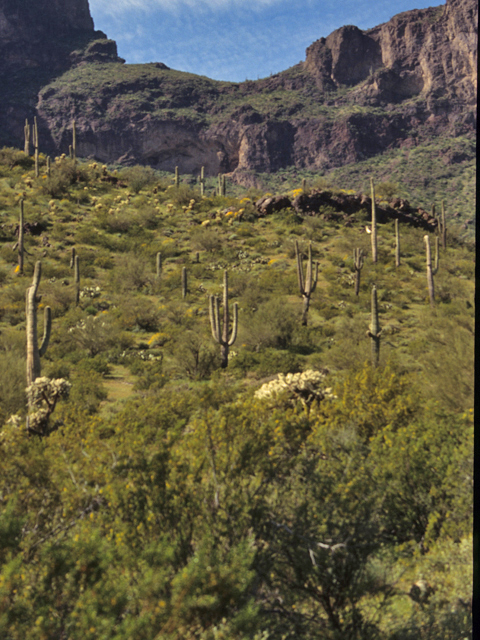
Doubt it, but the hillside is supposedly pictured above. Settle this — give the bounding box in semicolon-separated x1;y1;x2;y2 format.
0;149;474;638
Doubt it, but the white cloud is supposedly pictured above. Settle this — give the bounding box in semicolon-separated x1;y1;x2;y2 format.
90;0;281;15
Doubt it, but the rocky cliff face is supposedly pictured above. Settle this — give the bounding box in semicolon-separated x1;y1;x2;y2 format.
0;0;95;73
0;0;122;148
0;0;477;181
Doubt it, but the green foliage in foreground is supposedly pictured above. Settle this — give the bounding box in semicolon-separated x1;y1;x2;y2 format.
0;368;473;639
0;151;474;638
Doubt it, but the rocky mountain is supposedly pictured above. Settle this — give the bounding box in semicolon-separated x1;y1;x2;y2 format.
0;0;477;186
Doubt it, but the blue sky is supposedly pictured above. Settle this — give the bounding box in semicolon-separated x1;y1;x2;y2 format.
89;0;444;82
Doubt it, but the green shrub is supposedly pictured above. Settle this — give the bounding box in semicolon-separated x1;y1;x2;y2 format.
119;165;157;194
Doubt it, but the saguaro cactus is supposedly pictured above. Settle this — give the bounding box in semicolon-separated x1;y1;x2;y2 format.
24;119;31;156
370;177;377;263
217;173;226;197
18;199;24;275
26;261;52;386
72;120;77;162
33;116;39;178
200;166;205;196
439;201;447;249
209;270;238;369
353;247;364;296
182;266;187;298
174;166;179;188
394;219;401;267
296;241;318;325
367;285;382;368
424;235;436;307
156;251;162;279
74;255;80;306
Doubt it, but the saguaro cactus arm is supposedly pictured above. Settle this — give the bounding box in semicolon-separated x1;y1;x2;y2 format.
227;301;238;346
39;307;52;357
209;295;220;342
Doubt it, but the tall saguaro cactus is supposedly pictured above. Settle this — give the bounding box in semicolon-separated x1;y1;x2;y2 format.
174;166;179;188
370;177;377;263
217;173;226;197
296;241;318;325
26;261;52;387
33;116;39;178
424;235;437;307
209;270;238;369
74;255;80;306
200;166;205;196
24;119;31;156
439;201;447;249
394;219;401;267
182;267;187;298
353;247;364;296
18;199;25;275
156;251;162;279
367;285;382;368
72;119;77;162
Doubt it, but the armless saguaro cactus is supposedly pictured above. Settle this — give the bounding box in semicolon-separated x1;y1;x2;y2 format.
394;219;401;267
367;285;382;368
200;166;205;196
217;173;226;197
182;267;187;298
209;270;238;369
74;255;80;306
353;247;364;296
439;201;447;250
33;116;39;178
72;120;77;162
370;177;377;263
424;235;437;308
24;119;31;156
18;199;24;275
296;241;318;325
156;251;162;279
26;261;52;386
174;166;179;188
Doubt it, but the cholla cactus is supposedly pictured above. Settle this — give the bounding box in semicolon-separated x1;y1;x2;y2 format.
26;377;71;436
255;370;334;407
